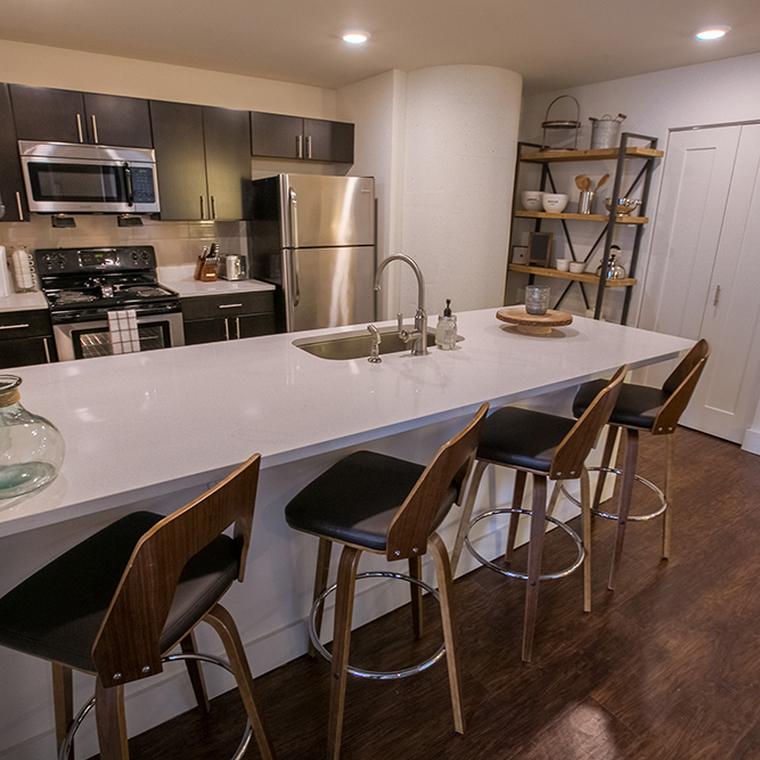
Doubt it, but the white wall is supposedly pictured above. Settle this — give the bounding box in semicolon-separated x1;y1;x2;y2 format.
520;51;760;452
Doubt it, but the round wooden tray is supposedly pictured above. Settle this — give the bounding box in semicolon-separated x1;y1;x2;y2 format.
496;306;573;335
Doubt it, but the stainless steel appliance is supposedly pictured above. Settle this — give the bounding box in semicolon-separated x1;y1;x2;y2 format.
19;141;160;214
249;174;375;332
220;253;247;281
36;246;184;360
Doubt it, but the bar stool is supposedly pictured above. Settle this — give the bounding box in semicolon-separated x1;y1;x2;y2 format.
450;366;627;663
0;454;276;760
571;339;710;590
285;404;488;760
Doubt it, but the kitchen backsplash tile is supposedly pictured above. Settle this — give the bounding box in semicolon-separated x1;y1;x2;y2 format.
0;216;247;268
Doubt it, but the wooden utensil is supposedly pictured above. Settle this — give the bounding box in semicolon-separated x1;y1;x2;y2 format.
575;175;588;191
596;173;609;191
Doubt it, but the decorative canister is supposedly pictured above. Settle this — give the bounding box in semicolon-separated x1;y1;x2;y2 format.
0;375;65;499
589;113;627;150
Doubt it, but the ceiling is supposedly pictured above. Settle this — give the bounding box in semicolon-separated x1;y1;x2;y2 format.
3;0;760;94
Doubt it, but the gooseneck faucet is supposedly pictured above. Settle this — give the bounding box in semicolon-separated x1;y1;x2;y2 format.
374;253;428;356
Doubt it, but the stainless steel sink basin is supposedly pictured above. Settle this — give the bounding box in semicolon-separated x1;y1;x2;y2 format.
293;327;456;360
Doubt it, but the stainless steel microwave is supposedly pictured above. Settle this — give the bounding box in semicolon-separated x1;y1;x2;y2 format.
18;140;160;214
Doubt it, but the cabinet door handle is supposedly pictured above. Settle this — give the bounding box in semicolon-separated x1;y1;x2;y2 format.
218;303;243;309
0;323;30;330
224;318;230;341
211;195;217;219
296;134;303;159
200;195;206;219
43;337;52;363
91;114;99;143
15;192;24;221
235;316;241;339
76;113;84;143
305;135;312;159
713;285;721;307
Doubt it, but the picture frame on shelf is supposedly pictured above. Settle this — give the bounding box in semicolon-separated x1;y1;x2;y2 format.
528;232;553;267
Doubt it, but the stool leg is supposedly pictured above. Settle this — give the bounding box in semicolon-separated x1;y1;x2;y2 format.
328;545;362;760
204;603;277;760
662;433;675;559
309;538;333;657
52;663;74;760
408;555;424;640
580;468;592;613
505;470;527;565
429;532;465;734
594;425;620;511
450;459;488;574
180;630;211;713
608;428;638;591
522;474;547;663
94;680;128;760
545;479;562;519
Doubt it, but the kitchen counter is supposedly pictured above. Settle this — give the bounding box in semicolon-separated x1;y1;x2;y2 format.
158;264;275;297
0;309;693;759
0;290;47;312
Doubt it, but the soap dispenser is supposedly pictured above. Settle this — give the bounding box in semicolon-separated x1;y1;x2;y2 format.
435;299;458;350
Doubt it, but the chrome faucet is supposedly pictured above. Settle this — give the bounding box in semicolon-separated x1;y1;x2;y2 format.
374;253;427;356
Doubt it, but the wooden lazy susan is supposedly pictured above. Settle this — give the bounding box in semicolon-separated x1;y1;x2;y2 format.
496;306;573;335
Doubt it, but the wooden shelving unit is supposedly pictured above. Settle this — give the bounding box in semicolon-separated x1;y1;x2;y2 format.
506;132;663;324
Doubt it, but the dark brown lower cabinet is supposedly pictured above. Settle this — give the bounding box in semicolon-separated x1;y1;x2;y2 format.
181;292;276;346
0;309;57;368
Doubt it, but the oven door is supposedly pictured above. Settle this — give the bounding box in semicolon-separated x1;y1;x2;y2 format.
19;141;160;214
53;312;184;361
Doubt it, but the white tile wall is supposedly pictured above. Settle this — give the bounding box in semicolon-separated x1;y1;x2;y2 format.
0;216;247;269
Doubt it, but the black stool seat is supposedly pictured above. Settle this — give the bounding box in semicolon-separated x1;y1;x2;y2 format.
573;380;669;430
285;451;457;552
0;511;240;673
477;407;576;473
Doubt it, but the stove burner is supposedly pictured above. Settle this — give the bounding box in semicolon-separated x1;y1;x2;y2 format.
124;286;170;298
56;291;98;305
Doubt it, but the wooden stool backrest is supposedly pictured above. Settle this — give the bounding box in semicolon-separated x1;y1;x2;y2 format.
92;454;261;686
386;404;489;561
550;365;628;480
653;339;711;435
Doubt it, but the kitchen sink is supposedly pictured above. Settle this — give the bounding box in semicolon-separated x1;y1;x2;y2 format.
293;327;458;360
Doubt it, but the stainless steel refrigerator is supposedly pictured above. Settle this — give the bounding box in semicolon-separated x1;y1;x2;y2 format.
249;174;376;332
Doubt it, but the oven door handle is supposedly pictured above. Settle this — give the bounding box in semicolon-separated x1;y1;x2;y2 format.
123;163;134;207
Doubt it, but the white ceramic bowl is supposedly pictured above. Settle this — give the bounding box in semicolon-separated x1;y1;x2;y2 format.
521;191;543;211
542;193;569;213
569;261;585;274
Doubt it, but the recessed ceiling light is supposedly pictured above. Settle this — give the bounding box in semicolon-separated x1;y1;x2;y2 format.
696;25;731;41
342;32;370;44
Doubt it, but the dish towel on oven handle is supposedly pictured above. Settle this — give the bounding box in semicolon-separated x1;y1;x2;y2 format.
107;309;141;354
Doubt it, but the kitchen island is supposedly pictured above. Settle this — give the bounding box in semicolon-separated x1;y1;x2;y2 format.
0;309;693;759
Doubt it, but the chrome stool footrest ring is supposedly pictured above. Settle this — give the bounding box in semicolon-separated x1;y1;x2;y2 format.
309;570;445;680
464;508;585;581
560;466;667;521
58;653;253;760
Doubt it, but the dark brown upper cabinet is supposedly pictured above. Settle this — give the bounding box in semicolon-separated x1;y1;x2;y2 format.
9;85;152;148
251;111;354;164
150;101;252;221
0;84;29;222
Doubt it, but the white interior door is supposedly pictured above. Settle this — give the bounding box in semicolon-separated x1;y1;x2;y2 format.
643;124;760;442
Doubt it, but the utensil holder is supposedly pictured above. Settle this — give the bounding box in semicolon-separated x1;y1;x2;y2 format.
578;190;596;214
199;257;218;281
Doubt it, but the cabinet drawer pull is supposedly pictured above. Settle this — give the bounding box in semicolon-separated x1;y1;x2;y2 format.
0;323;30;330
91;114;99;143
218;303;243;309
76;113;84;143
43;337;51;363
224;318;230;341
235;316;241;339
15;192;24;221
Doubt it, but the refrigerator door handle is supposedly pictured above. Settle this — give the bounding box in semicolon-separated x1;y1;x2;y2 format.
292;249;301;308
288;187;300;249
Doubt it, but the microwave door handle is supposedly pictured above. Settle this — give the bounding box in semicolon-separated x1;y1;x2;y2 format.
123;163;134;206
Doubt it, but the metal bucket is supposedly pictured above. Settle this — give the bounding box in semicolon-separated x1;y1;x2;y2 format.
589;113;626;149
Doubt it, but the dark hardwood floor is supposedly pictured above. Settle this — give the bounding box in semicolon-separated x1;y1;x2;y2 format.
110;428;760;759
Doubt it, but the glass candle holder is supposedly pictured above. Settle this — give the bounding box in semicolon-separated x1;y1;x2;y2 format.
525;285;551;315
0;376;65;500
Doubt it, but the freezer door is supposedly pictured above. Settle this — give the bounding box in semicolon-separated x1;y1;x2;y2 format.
283;246;376;332
279;174;375;249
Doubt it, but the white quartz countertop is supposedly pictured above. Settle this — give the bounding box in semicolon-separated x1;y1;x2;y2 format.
158;265;275;297
0;291;48;313
0;309;693;536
